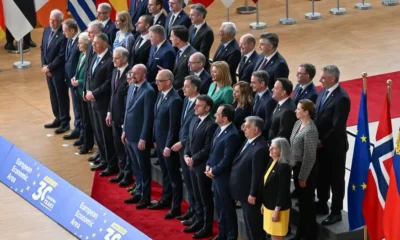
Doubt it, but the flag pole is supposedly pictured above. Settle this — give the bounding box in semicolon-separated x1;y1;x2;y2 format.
13;41;31;69
362;72;368;94
387;79;392;103
364;226;368;240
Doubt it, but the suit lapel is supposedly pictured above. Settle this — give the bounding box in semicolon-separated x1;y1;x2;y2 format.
175;47;190;71
264;162;278;187
319;88;337;113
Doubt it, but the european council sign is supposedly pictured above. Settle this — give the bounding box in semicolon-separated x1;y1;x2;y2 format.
0;136;151;240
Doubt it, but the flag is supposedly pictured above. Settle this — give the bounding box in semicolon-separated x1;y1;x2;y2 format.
3;0;36;41
35;0;67;28
96;0;130;22
347;87;371;230
383;128;400;240
0;0;5;40
362;91;394;240
68;0;97;31
220;0;236;8
192;0;214;7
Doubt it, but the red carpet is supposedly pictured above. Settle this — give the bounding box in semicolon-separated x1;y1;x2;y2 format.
316;71;400;126
91;172;218;240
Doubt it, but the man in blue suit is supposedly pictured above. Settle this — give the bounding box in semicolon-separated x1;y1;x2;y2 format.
148;69;183;219
205;104;241;240
165;0;191;39
62;19;82;143
41;10;70;134
189;52;212;94
146;25;176;85
97;3;118;45
293;63;318;105
130;0;150;34
238;34;258;83
122;64;156;209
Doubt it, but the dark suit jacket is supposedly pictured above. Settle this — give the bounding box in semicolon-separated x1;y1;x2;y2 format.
238;51;258;83
40;27;66;74
64;36;80;83
165;10;192;38
252;90;277;137
154;12;166;26
108;67;130;126
85;50;114;111
173;45;197;90
259;160;291;210
185;114;218;171
124;81;156;144
268;98;297;143
314;86;350;152
189;22;214;70
206;124;241;177
292;82;319;105
230;136;268;202
233;102;252;143
103;19;118;46
190;70;212;95
254;52;289;90
179;97;196;148
130;36;151;67
213;40;241;85
153;89;183;148
147;40;176;83
130;0;150;32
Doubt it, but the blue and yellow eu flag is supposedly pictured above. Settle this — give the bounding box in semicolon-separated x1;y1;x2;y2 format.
347;87;371;230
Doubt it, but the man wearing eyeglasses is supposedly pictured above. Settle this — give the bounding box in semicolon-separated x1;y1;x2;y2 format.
97;3;117;46
189;52;212;94
293;63;318;105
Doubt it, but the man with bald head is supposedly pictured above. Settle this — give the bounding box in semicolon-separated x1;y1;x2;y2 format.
238;34;258;83
189;52;212;94
148;69;183;219
42;9;70;134
122;64;156;209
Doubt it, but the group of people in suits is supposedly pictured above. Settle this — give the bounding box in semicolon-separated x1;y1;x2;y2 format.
39;2;352;240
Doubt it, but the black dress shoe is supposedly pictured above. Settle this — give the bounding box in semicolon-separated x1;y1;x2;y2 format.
182;218;195;226
55;125;70;134
4;42;16;51
73;139;84;146
316;202;329;215
127;183;136;192
124;194;141;204
321;213;342;226
99;168;119;177
164;209;181;219
193;228;213;239
109;173;124;183
27;39;37;48
118;178;133;187
176;210;194;220
44;120;61;128
88;154;100;162
63;130;79;139
136;198;150;209
79;148;90;154
147;200;171;210
90;163;107;171
183;222;203;233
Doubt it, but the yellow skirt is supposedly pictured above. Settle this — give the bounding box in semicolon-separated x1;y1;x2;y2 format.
263;207;290;236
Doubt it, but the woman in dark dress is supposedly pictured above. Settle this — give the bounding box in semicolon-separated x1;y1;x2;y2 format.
232;81;253;143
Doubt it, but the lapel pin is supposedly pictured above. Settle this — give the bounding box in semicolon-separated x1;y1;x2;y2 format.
305;91;308;94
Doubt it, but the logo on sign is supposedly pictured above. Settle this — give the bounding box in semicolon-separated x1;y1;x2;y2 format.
31;176;58;211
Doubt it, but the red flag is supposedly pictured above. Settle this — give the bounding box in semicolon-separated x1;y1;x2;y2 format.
362;92;393;240
192;0;215;8
0;0;5;40
383;129;400;240
35;0;67;27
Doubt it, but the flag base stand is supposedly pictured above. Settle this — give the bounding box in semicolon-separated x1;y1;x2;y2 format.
236;6;257;14
382;0;398;5
13;61;31;69
7;49;30;54
330;7;347;14
305;12;322;20
355;2;372;9
250;22;267;29
280;17;296;25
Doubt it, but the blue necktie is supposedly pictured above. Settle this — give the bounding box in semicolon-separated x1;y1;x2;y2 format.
92;56;100;74
241;140;250;153
190;27;197;44
183;100;192;119
319;90;330;112
175;50;182;65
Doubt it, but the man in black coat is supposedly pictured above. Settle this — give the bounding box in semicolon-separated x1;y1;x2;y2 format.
314;65;350;226
148;0;166;26
188;3;214;71
97;3;117;46
238;34;258;83
130;0;150;34
293;63;319;105
230;116;268;240
131;15;152;67
189;52;212;94
165;0;191;39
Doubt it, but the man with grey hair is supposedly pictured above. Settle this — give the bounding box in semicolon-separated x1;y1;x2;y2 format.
42;9;70;135
230;116;268;240
188;3;214;71
213;22;241;85
189;52;212;94
165;0;191;38
254;32;289;91
105;47;133;186
314;65;350;226
238;34;259;83
97;3;117;45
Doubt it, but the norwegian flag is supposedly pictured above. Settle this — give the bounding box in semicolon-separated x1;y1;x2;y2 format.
362;92;394;240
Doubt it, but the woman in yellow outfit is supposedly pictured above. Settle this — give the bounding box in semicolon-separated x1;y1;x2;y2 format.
259;137;292;240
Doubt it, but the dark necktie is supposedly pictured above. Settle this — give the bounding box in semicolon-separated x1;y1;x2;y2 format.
157;93;165;109
253;94;260;112
175;50;181;65
213;127;222;145
195;117;202;129
169;15;176;27
258;57;268;70
47;30;55;47
215;45;225;59
135;37;143;51
239;56;247;72
318;90;330;112
273;103;280;114
295;87;304;101
183;100;192;119
131;86;138;100
66;39;72;56
114;70;120;88
190;27;197;44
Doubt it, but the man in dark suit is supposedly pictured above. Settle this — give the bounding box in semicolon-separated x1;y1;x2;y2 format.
184;95;217;239
105;47;132;187
165;0;191;38
97;3;117;46
293;63;318;105
130;0;150;34
188;4;214;71
238;34;258;83
314;65;350;226
205;104;241;240
230;116;268;240
131;15;152;67
213;22;241;85
122;64;156;209
148;0;166;26
268;78;297;143
62;19;82;143
250;70;277;139
254;32;289;90
170;25;197;94
84;33;118;176
148;69;183;219
147;25;176;84
189;52;212;94
41;10;70;134
170;76;201;222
